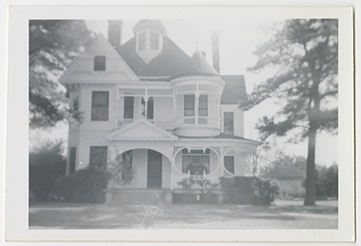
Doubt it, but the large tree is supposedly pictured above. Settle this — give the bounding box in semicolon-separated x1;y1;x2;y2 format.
241;19;338;206
29;20;94;129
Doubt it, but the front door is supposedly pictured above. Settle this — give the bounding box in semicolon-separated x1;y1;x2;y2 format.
147;150;162;189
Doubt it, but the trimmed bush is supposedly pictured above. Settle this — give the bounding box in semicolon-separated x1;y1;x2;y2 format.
53;167;111;203
219;176;279;205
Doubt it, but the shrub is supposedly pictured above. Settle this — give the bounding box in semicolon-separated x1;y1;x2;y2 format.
219;176;279;205
176;177;219;204
53;167;111;203
29;142;66;201
315;164;338;200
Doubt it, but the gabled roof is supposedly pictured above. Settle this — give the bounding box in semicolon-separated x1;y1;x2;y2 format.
60;34;139;84
172;51;220;79
221;75;247;104
116;37;190;78
107;118;178;141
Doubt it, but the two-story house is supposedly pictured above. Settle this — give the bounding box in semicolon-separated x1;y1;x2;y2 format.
59;20;258;195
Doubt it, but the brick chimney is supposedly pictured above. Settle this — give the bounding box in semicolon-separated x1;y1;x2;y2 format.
107;20;123;48
211;30;220;73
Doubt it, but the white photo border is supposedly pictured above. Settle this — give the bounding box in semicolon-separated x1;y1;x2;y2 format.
5;5;354;242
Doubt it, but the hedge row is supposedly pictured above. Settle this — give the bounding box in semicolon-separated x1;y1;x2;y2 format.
53;167;111;203
219;176;280;205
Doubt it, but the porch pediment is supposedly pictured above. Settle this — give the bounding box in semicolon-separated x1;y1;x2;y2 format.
107;119;178;141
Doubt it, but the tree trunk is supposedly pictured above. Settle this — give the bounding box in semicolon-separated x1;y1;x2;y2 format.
304;124;317;206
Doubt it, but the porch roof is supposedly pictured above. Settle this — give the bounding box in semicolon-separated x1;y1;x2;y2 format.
177;133;259;143
107;119;178;142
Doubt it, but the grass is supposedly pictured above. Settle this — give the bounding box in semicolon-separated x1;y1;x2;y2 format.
29;199;338;230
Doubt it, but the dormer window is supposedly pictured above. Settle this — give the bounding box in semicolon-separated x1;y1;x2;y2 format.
94;56;106;71
150;32;159;50
139;32;146;50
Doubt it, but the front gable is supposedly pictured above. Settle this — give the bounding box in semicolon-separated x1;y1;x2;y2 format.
60;33;139;84
107;119;178;141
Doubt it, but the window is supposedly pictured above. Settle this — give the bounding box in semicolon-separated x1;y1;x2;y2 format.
224;156;235;175
198;95;208;116
94;56;106;71
139;32;145;50
91;91;109;121
150;32;159;50
141;97;154;120
69;147;76;174
89;146;108;169
184;95;195;116
124;97;134;119
224;112;234;135
182;149;210;175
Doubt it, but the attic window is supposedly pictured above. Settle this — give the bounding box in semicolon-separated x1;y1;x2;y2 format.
139;32;145;50
94;56;106;71
150;32;159;50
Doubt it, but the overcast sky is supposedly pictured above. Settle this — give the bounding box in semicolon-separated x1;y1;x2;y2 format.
31;19;338;167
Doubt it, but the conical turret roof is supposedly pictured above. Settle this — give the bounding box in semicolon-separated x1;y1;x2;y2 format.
173;51;220;79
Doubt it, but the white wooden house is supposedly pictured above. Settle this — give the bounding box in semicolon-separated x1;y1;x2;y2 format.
60;20;258;194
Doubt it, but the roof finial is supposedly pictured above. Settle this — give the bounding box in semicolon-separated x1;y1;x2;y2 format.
196;28;200;51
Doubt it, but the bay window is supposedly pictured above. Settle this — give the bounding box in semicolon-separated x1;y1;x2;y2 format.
198;95;208;116
184;95;195;116
182;149;210;175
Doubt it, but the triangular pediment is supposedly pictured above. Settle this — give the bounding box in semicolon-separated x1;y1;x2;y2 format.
60;33;139;84
107;119;178;141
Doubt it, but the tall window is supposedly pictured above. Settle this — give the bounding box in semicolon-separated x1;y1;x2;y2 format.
124;96;134;119
141;97;154;120
150;32;159;50
69;147;76;174
91;91;109;121
198;95;208;116
182;149;210;175
184;95;195;116
139;32;146;50
89;146;108;169
94;56;106;71
224;112;234;135
224;156;235;175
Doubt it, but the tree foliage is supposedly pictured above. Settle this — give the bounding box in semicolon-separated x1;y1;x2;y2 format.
241;19;338;205
29;20;94;128
29;141;66;201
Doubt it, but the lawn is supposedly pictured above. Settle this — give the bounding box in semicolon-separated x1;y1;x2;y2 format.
29;199;338;230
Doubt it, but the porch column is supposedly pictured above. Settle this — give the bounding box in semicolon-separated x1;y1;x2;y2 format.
143;96;148;119
195;92;200;126
220;146;225;176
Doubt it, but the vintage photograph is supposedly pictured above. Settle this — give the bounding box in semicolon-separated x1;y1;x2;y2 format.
28;17;340;230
